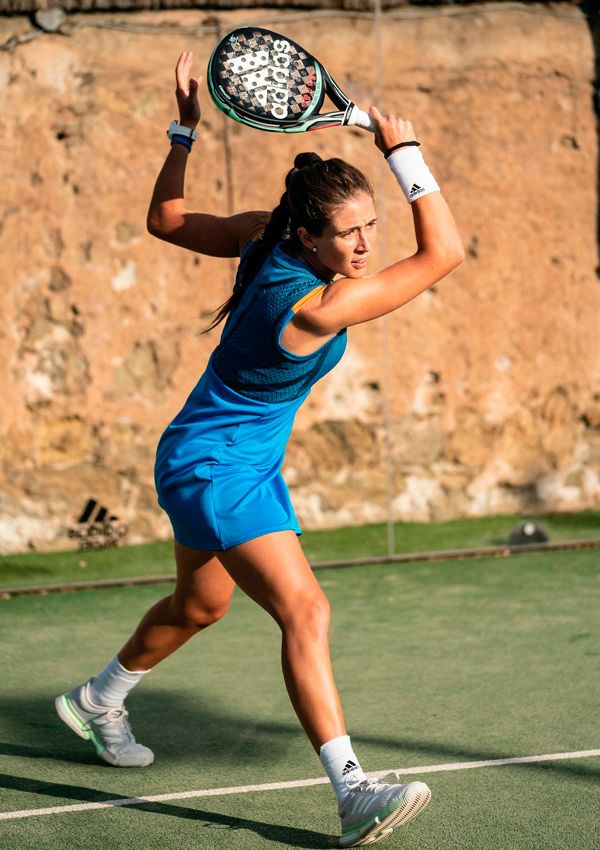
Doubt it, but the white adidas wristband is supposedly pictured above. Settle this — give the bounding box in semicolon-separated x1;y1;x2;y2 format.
386;147;440;203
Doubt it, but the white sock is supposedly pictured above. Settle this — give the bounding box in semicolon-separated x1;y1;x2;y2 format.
319;735;368;803
88;655;150;708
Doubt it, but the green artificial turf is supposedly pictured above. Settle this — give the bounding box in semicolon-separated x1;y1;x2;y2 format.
1;509;599;589
1;549;598;849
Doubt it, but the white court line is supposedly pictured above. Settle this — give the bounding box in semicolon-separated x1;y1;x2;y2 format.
2;748;599;822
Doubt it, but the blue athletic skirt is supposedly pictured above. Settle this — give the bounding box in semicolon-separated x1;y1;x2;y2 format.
154;351;308;551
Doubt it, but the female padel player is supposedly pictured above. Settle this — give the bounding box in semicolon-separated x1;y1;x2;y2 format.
56;52;464;847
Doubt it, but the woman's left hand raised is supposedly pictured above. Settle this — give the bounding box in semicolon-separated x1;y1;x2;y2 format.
175;52;201;129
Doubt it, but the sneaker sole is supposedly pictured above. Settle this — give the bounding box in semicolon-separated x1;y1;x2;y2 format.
339;781;431;848
55;693;106;753
54;694;154;768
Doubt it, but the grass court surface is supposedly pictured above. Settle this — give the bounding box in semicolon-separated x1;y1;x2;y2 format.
1;516;599;849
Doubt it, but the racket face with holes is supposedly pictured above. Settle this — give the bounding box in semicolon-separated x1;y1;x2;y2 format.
207;26;353;133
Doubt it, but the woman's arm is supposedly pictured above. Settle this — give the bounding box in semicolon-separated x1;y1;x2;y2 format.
315;194;463;330
146;52;268;257
299;108;465;332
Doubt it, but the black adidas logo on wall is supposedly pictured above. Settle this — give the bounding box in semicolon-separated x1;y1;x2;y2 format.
78;498;118;525
341;760;359;775
67;498;128;551
409;183;425;198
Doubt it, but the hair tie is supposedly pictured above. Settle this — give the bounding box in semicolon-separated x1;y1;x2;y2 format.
384;141;420;159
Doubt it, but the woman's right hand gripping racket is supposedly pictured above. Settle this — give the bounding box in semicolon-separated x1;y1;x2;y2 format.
207;26;376;134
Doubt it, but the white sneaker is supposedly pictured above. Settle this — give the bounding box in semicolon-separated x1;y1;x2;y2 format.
55;679;154;767
338;777;431;847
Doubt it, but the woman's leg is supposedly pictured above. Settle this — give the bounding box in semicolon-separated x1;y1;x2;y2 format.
119;540;236;671
218;530;432;847
55;540;235;766
217;529;345;752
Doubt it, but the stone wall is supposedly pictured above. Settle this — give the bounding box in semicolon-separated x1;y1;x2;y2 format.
3;0;582;13
0;3;598;552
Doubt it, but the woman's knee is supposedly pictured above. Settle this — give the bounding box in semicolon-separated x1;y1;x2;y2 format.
170;593;230;630
280;588;331;639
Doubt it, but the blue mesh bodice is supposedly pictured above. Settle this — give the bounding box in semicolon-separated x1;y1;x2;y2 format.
212;241;347;402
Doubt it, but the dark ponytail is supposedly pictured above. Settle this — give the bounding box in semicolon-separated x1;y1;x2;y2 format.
202;152;373;334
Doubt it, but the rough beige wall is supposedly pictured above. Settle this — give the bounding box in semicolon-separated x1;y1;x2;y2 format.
0;4;598;553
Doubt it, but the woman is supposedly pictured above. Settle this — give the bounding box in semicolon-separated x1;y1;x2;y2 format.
56;52;464;847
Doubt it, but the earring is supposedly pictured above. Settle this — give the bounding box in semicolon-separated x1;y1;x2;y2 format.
312;247;317;253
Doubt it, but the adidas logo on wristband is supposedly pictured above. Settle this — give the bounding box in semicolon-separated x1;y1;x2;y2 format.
386;150;441;202
409;183;424;198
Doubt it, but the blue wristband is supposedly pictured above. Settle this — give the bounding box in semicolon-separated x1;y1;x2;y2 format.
171;134;193;152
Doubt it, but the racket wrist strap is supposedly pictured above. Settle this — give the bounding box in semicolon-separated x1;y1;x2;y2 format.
386;147;440;203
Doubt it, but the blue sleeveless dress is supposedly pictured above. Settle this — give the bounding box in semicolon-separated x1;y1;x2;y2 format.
153;241;347;551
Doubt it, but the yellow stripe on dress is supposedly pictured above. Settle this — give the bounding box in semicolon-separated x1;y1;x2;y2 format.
291;285;327;314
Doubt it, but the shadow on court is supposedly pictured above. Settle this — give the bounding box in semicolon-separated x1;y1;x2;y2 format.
0;774;329;848
0;688;301;767
1;688;599;786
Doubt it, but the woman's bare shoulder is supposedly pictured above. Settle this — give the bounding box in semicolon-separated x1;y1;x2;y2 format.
238;210;271;253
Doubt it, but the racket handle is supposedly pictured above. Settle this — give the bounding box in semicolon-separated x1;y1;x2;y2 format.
346;105;376;134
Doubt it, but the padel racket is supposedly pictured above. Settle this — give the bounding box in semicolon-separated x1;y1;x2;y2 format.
207;26;375;134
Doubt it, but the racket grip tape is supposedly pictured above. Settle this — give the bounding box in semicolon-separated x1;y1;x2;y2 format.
346;105;376;133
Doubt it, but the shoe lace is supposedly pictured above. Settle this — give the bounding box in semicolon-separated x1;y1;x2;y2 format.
345;777;390;795
103;707;134;742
